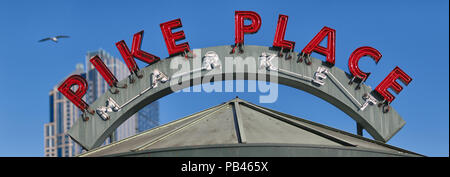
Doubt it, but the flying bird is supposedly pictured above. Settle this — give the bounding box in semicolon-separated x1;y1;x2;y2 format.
38;35;70;43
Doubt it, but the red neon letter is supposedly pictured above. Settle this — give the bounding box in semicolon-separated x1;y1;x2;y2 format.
375;67;412;103
273;14;295;50
116;31;160;74
348;46;382;81
57;75;89;111
301;26;336;65
116;40;136;72
132;31;160;64
235;11;262;45
160;19;190;56
89;55;118;87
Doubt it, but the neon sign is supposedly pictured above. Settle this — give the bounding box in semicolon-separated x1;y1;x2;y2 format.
57;11;413;149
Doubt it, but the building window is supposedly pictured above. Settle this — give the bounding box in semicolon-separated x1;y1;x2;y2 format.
45;126;49;137
48;125;52;137
57;92;62;99
57;102;64;134
57;136;62;145
49;94;54;123
57;148;62;157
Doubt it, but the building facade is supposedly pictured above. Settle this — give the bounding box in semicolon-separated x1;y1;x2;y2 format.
44;49;159;157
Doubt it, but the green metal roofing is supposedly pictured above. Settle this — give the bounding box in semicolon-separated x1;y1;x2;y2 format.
79;97;422;157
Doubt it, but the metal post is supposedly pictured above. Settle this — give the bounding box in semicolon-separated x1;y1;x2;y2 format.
109;131;116;143
357;123;363;136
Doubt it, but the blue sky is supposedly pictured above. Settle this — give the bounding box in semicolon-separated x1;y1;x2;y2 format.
0;0;448;157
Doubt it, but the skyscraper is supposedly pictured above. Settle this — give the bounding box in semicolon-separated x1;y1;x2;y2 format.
44;49;159;157
44;64;85;157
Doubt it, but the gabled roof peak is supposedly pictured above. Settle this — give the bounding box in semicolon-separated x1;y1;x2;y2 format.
79;98;422;157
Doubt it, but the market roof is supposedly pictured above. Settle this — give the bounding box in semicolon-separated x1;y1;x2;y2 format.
79;97;422;157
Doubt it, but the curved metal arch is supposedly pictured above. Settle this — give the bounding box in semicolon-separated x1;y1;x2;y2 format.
69;45;405;150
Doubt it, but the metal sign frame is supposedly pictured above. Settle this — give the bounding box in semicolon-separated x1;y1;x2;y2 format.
69;45;406;150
